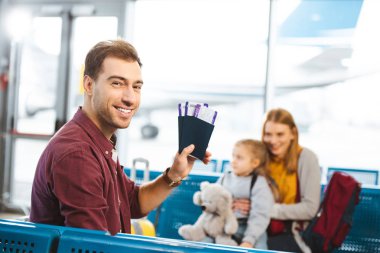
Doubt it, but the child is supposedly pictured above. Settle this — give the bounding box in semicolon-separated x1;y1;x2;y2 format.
218;139;274;249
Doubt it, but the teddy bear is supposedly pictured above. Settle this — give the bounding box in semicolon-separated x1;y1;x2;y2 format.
178;181;238;246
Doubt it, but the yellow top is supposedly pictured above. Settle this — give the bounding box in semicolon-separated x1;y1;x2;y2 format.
268;160;297;204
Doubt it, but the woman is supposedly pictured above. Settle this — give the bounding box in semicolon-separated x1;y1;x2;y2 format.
233;108;321;253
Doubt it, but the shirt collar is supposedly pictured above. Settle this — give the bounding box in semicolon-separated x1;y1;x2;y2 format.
73;107;117;160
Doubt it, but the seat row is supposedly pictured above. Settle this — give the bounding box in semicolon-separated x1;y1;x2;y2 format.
124;168;380;253
191;161;380;186
2;169;379;253
0;218;276;253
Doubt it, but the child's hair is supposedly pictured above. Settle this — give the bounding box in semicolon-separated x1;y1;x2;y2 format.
235;139;281;201
235;139;268;177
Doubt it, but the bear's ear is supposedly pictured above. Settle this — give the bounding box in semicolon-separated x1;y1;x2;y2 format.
200;181;210;190
193;191;202;205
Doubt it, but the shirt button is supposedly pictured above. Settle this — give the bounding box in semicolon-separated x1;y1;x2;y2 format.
105;151;109;155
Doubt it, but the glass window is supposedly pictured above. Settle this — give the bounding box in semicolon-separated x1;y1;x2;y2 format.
16;17;62;135
119;0;269;169
12;138;48;206
272;0;380;176
9;16;118;207
68;16;118;119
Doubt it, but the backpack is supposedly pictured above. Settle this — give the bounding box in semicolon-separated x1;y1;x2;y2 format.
302;171;361;253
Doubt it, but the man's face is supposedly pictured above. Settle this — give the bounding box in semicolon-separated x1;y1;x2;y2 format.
85;57;143;137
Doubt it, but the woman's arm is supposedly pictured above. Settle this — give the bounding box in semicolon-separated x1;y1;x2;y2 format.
271;148;321;220
232;198;251;215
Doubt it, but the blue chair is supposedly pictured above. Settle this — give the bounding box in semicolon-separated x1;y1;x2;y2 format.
57;230;253;253
191;159;218;173
317;185;380;253
336;186;380;253
124;167;221;237
123;167;161;185
124;167;220;239
123;167;380;252
0;219;61;253
115;233;269;253
220;160;231;173
327;167;379;185
1;219;271;253
147;173;219;239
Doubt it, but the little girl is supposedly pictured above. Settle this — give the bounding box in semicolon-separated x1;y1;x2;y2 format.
218;139;274;249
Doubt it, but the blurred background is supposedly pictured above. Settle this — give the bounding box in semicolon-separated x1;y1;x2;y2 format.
0;0;380;214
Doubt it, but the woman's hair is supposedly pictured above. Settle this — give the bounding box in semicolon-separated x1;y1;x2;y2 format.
235;139;268;177
84;39;142;80
261;108;300;174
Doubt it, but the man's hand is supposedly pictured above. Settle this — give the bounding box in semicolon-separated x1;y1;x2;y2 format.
232;198;251;215
169;144;212;180
138;145;212;214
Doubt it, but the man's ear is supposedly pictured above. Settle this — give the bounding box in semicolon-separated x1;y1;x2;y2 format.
83;75;93;95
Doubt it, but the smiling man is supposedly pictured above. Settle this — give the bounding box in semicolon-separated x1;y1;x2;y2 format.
30;40;211;235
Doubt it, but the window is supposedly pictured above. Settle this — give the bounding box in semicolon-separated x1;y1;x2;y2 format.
121;0;269;169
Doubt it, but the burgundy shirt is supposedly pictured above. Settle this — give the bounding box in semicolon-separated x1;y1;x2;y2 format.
30;108;144;234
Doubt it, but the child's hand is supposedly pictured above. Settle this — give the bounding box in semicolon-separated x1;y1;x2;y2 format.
239;242;253;248
232;198;251;215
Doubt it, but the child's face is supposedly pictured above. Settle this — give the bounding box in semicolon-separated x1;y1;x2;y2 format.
231;144;259;177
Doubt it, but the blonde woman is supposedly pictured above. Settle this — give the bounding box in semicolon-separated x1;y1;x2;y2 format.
233;108;321;253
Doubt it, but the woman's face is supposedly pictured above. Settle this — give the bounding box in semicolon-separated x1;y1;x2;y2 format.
263;121;294;159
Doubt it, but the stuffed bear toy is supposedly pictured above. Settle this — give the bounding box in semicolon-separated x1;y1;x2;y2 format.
178;181;238;246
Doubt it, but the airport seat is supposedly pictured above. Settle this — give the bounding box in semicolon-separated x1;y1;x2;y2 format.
2;183;380;253
147;173;219;239
57;229;253;253
123;167;161;185
122;168;380;252
148;180;380;252
0;219;269;253
124;167;221;238
220;159;231;173
335;186;380;253
191;159;218;173
0;219;61;253
115;232;270;253
124;167;220;239
327;167;379;185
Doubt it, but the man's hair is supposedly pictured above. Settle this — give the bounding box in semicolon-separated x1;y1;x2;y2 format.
261;108;300;174
84;39;142;80
235;139;268;177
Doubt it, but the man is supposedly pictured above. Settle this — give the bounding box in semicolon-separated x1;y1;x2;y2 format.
30;40;211;235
